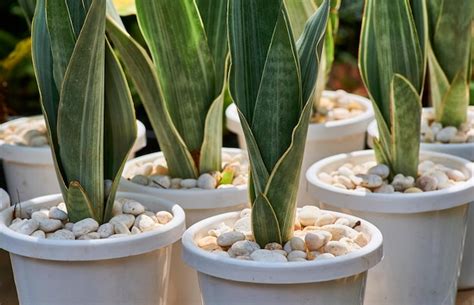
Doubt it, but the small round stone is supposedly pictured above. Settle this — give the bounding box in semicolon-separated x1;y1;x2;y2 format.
404;187;423;193
305;231;329;251
131;226;142;235
31;209;49;222
353;232;369;247
78;232;101;240
321;224;356;241
49;207;68;221
335;176;355;189
197;173;218;189
315;214;337;227
289;237;306;252
391;174;415;192
38;219;63;233
287;250;307;261
324;241;349;256
217;231;246;247
170;178;182;189
31;230;46;238
431;171;449;185
72;218;99;237
114;222;131;235
228;240;261;257
122;200;146;216
29;136;48;147
134;214;156;232
337;166;354;177
97;223;114;238
240;208;251;218
198;236;220;251
156;211;173;224
47;229;75;240
181;179;198;189
368;164;390;179
131;175;150;186
356;174;383;188
265;242;283;250
374;184;395;193
318;172;333;184
250;249;288;262
446;169;466;182
110;214;135;229
298;205;320;227
16;219;39;235
108;234;129;239
150;175;171;189
64;222;74;231
436;126;457;143
233;216;251;235
416;175;438;192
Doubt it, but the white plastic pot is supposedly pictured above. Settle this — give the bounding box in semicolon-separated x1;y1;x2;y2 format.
120;148;249;305
366;107;474;161
0;192;185;305
226;90;374;204
306;150;474;305
0;188;14;305
182;210;383;305
367;107;474;289
0;116;147;203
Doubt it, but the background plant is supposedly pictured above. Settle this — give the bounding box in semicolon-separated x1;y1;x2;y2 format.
426;0;473;127
228;0;329;246
106;0;228;179
359;0;427;178
31;0;136;223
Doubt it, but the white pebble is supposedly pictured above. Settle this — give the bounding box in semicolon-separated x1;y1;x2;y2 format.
31;209;49;222
305;231;331;251
391;174;415;192
321;224;358;241
197;173;217;189
356;174;383;188
316;253;336;260
97;223;114;238
318;172;333;184
250;249;288;262
324;241;349;256
78;232;101;240
110;214;135;229
170;178;182;189
38;219;63;233
156;211;173;224
315;214;337;226
49;207;68;221
72;218;99;237
289;237;306;251
131;226;142;235
436;126;457;143
228;240;260;257
287;250;307;261
134;214;156;232
131;175;150;186
16;219;39;235
446;169;465;182
233;216;251;235
416;175;438;192
114;222;131;235
374;184;395;193
217;231;246;247
368;164;390;179
198;236;220;251
149;175;171;189
31;230;46;238
122;200;146;216
180;179;198;189
47;229;75;240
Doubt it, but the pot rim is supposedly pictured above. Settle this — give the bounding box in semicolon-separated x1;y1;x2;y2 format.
182;210;383;284
306;150;474;214
121;148;248;210
226;90;374;141
0;192;186;261
0;116;147;165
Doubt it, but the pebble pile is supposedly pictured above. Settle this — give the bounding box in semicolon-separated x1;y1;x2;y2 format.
319;160;468;193
311;90;367;123
128;153;248;190
0;117;49;147
421;112;474;144
8;198;173;240
197;206;369;262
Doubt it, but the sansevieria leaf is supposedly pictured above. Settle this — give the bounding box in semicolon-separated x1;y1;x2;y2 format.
359;0;426;177
229;0;329;246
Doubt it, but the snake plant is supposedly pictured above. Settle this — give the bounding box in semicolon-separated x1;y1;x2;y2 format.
106;0;228;179
359;0;427;178
228;0;329;246
286;0;341;113
31;0;136;223
426;0;473;127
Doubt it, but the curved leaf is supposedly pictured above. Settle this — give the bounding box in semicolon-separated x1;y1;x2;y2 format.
199;92;223;174
438;72;469;127
252;193;281;246
57;0;105;219
66;181;96;222
106;18;198;178
135;0;215;153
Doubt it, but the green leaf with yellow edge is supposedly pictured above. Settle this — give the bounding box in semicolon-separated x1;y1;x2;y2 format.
438;72;469;127
66;181;96;223
390;74;421;178
251;193;282;246
45;0;76;89
102;40;137;222
112;0;136;16
106;17;198;179
135;0;215;155
57;0;105;220
285;0;316;39
199;93;223;174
